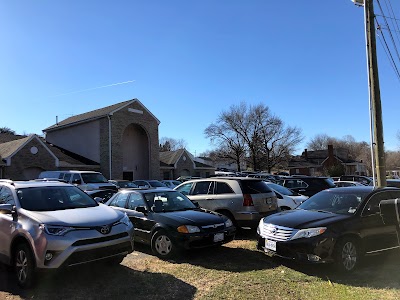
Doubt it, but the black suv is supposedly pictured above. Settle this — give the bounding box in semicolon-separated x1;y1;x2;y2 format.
339;175;373;186
279;176;336;197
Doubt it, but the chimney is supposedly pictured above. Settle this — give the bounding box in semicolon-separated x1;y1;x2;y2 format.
304;149;308;159
328;144;334;159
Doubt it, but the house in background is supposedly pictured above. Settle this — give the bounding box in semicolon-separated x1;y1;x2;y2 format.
288;145;367;176
160;149;215;180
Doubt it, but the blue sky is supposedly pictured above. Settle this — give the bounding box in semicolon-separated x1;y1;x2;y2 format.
1;0;400;156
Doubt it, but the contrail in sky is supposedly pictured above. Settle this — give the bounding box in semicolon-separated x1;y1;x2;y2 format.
52;80;136;97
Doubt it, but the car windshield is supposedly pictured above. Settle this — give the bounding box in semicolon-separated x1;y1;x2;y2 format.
267;182;295;196
17;186;98;211
297;190;369;215
81;173;108;183
143;190;196;212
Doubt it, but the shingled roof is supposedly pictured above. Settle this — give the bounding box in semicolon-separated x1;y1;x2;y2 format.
0;136;32;159
43;100;133;131
44;98;161;132
159;149;214;168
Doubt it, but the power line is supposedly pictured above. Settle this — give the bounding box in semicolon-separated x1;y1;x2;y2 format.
375;18;400;81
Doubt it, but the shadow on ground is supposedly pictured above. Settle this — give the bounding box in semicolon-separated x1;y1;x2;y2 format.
273;249;400;290
0;261;196;300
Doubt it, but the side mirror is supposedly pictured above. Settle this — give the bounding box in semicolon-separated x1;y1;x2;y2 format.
94;197;103;203
136;206;148;214
72;179;82;185
380;199;400;225
0;204;14;214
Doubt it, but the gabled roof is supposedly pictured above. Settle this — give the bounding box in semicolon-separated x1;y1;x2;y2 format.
160;149;214;169
43;98;160;132
160;149;186;166
0;136;32;159
0;135;59;167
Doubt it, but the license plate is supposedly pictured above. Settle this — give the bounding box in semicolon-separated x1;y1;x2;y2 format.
265;239;276;251
213;233;224;242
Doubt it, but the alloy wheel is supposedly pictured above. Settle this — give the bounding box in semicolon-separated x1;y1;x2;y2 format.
341;241;357;271
16;249;29;285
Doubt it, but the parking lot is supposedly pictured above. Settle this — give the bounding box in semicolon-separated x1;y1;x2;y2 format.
1;229;400;300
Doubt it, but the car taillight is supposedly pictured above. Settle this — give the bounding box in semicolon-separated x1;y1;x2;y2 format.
243;194;254;206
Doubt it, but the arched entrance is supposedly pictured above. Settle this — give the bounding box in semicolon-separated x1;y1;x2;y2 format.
122;124;149;180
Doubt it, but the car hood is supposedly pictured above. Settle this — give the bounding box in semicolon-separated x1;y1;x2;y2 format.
24;204;123;227
153;209;225;226
262;209;350;229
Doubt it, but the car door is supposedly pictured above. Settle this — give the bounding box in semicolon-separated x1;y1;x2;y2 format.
359;191;400;253
126;193;155;244
0;186;17;260
187;181;215;211
283;179;309;196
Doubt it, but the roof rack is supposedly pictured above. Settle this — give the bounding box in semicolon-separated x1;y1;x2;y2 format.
31;178;68;183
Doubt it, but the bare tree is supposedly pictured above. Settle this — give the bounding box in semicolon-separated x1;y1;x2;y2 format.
306;133;337;151
204;122;246;172
159;137;187;152
205;102;303;172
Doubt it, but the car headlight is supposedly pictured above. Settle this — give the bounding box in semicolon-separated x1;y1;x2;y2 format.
224;218;233;228
39;224;74;236
256;218;265;235
290;227;327;240
177;225;200;233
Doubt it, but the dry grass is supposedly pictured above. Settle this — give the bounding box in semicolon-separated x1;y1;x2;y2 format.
1;229;400;299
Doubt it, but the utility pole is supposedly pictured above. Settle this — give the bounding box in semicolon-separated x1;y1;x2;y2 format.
353;0;386;186
365;0;386;187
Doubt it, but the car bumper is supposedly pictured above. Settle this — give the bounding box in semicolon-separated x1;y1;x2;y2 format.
171;226;236;250
34;224;135;269
256;234;335;264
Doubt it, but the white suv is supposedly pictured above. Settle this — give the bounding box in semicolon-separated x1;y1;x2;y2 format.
174;177;278;228
0;180;134;288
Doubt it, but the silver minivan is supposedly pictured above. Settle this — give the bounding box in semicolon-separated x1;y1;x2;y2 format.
0;180;134;288
174;177;278;228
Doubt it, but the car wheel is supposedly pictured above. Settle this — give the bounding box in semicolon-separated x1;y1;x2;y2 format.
334;238;359;272
151;230;178;259
14;243;35;288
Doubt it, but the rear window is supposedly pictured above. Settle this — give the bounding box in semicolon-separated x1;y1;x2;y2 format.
305;178;336;188
240;180;273;194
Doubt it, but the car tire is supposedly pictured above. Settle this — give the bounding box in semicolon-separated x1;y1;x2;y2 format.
334;237;360;272
151;230;178;259
14;243;35;288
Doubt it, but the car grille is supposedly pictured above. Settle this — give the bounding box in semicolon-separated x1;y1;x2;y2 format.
260;223;295;241
201;223;225;233
71;232;129;246
64;241;133;267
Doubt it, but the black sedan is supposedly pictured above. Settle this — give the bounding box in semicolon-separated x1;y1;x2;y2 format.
256;186;400;272
105;188;236;258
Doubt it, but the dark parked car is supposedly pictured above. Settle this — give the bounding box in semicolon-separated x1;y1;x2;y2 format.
339;175;373;186
133;180;168;189
106;188;236;258
109;180;139;189
85;189;118;203
279;176;336;197
257;186;400;272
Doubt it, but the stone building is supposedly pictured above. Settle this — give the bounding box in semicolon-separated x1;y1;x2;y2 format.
0;99;215;180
